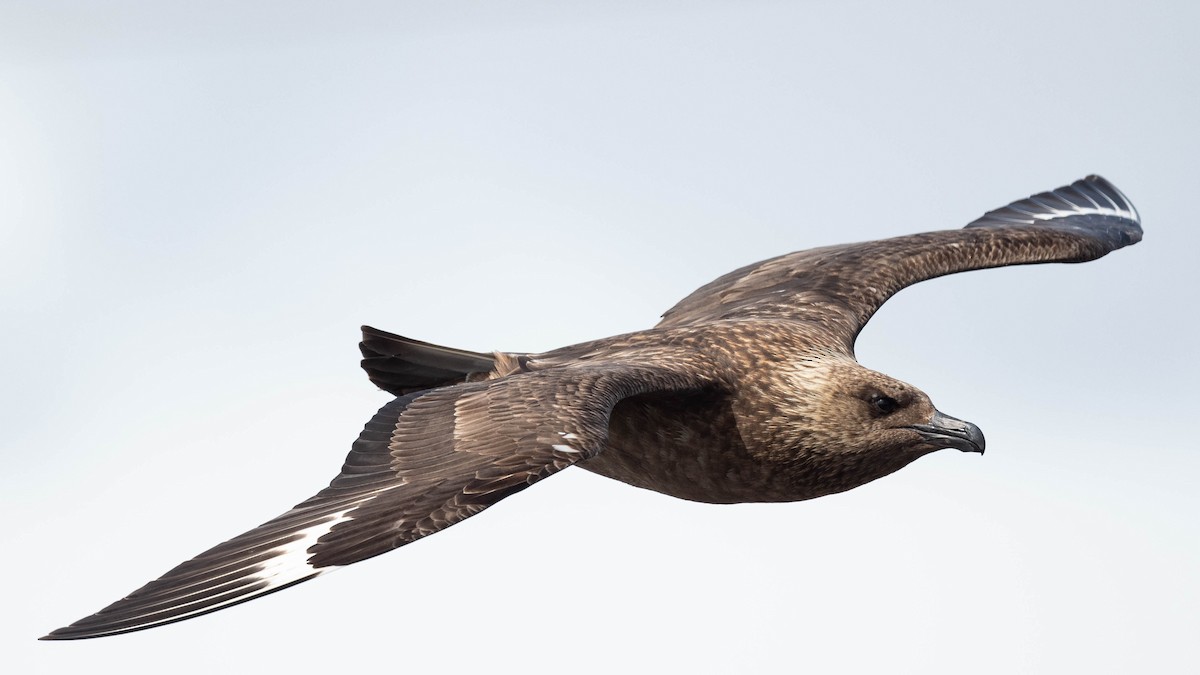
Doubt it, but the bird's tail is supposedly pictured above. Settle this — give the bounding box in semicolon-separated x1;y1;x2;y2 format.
359;325;498;396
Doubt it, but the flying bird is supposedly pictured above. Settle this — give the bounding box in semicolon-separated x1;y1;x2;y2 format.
44;175;1141;640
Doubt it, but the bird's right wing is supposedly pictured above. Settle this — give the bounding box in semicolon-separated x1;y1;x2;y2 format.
44;358;712;640
657;175;1142;351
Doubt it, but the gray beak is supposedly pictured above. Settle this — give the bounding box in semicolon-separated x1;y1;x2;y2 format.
906;410;986;454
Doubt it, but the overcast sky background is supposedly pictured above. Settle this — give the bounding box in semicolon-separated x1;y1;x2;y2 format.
4;2;1197;673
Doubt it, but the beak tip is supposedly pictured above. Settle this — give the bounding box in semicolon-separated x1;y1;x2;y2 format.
907;409;985;455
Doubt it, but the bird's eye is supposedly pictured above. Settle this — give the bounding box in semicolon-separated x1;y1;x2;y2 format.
870;394;901;416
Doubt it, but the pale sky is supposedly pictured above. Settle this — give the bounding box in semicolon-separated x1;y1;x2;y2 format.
5;2;1198;673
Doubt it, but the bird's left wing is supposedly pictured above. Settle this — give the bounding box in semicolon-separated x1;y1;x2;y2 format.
657;175;1141;351
44;361;709;640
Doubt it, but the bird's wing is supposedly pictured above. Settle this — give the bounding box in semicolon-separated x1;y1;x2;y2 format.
44;361;710;640
657;175;1142;351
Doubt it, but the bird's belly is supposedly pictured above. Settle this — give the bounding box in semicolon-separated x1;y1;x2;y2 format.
577;391;793;504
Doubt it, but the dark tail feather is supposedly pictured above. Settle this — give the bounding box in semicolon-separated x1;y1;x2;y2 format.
359;326;497;396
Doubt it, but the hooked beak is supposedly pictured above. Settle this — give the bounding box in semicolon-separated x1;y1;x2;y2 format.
906;410;986;454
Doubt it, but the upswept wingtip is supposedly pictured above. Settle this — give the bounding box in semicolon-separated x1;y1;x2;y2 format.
966;174;1142;251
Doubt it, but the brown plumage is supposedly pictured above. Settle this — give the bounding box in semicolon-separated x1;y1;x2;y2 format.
44;175;1141;640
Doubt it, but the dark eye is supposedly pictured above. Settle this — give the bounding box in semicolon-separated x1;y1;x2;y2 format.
870;394;900;416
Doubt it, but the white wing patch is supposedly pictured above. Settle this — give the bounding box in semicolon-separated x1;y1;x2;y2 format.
248;508;353;587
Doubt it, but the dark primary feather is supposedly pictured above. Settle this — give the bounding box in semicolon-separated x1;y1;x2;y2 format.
42;397;415;640
44;175;1142;641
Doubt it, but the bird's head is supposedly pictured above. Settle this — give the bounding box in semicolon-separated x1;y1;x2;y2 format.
739;356;984;498
811;361;984;458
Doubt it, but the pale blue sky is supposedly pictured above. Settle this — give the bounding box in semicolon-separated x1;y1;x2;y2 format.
5;2;1198;673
